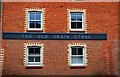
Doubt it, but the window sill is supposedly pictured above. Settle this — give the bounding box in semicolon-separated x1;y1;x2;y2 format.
25;66;43;69
69;30;85;32
70;66;86;69
27;29;43;32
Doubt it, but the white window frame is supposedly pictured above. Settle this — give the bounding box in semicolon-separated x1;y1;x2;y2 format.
70;46;85;66
26;46;42;66
68;43;87;67
26;46;43;66
27;11;43;31
69;12;84;31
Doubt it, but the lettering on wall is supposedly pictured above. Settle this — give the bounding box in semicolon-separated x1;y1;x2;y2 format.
3;32;107;40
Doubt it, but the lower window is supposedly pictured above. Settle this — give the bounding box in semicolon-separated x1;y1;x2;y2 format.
70;46;85;66
27;46;41;66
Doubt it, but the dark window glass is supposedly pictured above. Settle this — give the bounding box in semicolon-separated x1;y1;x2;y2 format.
28;57;34;62
29;21;35;28
71;22;82;29
71;46;83;55
71;22;77;28
29;21;41;28
35;57;40;62
78;48;83;55
28;47;40;55
36;21;41;28
72;48;77;55
29;48;34;55
35;48;40;55
77;22;82;28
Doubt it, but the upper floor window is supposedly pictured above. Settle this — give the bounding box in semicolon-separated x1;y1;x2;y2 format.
25;8;45;32
28;11;42;30
70;12;83;31
68;9;87;32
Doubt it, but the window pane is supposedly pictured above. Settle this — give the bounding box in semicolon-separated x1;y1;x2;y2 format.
36;12;41;20
29;12;41;20
71;22;82;29
29;21;35;28
77;15;82;21
78;48;83;55
35;48;40;55
29;12;35;20
78;56;83;64
71;13;82;15
36;21;41;28
71;22;77;28
29;48;34;55
28;57;34;62
77;22;82;28
28;47;41;55
71;15;76;21
29;21;41;28
71;56;83;64
35;56;40;62
71;56;79;64
71;48;77;55
71;12;82;21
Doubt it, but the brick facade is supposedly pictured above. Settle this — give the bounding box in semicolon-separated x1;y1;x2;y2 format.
2;2;118;75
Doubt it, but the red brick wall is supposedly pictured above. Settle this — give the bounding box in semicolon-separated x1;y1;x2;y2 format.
2;2;118;75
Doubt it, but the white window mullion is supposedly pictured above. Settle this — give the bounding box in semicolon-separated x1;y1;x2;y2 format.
27;48;29;64
39;55;41;63
71;20;82;22
81;13;83;22
28;55;40;56
29;20;41;21
28;13;30;30
41;12;43;30
83;47;85;65
69;12;72;30
71;55;83;57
